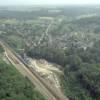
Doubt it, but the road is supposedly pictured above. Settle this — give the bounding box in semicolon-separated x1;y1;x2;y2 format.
0;41;67;100
38;19;54;45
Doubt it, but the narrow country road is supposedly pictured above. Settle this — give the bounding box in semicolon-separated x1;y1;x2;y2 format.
38;19;54;45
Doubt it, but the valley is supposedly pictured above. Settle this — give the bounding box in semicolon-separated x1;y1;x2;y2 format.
0;5;100;100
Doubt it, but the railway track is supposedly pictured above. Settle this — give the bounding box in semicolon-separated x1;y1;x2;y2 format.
0;40;67;100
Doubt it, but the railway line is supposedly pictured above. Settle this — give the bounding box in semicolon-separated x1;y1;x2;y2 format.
0;40;67;100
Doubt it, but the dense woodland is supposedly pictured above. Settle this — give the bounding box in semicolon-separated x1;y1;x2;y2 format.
0;6;100;100
27;40;100;100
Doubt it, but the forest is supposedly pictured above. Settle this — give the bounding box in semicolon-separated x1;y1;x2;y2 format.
27;40;100;100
